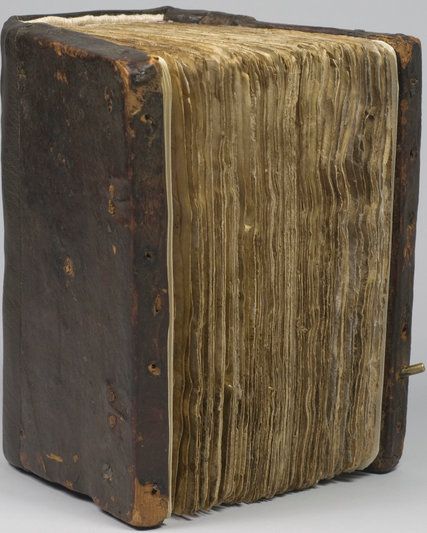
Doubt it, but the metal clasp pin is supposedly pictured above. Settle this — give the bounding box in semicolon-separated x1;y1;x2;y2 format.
400;362;426;378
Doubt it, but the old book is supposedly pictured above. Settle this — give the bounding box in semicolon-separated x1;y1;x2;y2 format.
1;7;422;528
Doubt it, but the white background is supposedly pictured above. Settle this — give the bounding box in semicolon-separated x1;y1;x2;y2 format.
0;2;425;532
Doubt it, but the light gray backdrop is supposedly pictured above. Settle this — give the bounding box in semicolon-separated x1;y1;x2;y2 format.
0;2;425;532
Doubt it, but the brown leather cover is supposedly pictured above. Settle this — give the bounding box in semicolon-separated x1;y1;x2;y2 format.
1;7;421;527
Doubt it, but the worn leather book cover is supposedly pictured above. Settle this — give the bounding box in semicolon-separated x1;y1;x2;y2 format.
1;7;422;528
